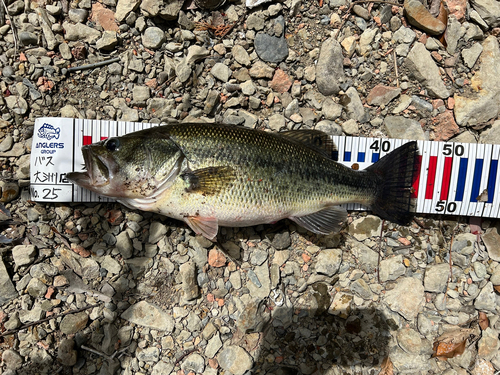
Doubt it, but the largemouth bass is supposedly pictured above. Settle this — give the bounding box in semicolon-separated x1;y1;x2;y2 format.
66;123;419;239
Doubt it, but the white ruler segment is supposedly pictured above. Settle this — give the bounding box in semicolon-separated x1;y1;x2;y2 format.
30;117;500;218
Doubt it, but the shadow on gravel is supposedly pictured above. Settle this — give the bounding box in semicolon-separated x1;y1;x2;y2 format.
251;305;391;374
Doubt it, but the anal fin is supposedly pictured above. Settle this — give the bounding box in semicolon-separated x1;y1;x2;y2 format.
185;216;219;239
290;206;347;235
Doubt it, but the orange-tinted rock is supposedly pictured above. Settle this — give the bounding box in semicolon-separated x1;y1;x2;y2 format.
91;3;119;32
269;69;292;93
404;0;446;35
366;84;401;106
430;110;460;141
444;0;466;21
208;249;226;267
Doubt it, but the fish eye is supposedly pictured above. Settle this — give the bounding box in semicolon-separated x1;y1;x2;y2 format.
105;138;120;152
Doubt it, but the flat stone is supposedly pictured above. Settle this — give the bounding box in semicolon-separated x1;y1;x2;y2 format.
142;27;165;49
477;327;499;360
60;312;88;334
315;249;342;277
12;245;37;267
205;333;223;358
462;43;483;69
2;349;23;370
454;36;500;126
482;227;500;261
58;338;77;366
249;60;274;79
328;292;353;318
430;110;460;141
247;263;271;300
63;22;101;43
350;278;373;299
474;282;497;313
316;37;345;96
367;85;401;107
0;259;17;305
254;33;288;63
384;116;426;140
115;0;140;22
424;263;449;292
348;215;382;241
211;63;231;82
181;353;205;373
179;261;199;301
384;277;424;320
470;0;500;27
340;87;368;122
136;347;160;363
59;248;99;279
397;328;424;354
232;45;251;66
380;255;406;282
269;69;292;93
218;345;253;375
405;42;450;99
404;0;446;35
121;301;174;331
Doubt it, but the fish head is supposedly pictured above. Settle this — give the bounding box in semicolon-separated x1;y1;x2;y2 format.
67;132;183;199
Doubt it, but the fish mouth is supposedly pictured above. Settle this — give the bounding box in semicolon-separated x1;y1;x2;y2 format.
66;146;110;189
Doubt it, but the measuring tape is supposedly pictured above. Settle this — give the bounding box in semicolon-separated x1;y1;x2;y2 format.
30;118;499;219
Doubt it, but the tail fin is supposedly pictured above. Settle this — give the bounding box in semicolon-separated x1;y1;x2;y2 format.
366;141;420;225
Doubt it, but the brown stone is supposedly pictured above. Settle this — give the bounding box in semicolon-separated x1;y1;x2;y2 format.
444;0;467;21
208;249;226;267
366;84;401;106
404;0;446;35
430;110;459;141
91;3;119;32
269;69;292;93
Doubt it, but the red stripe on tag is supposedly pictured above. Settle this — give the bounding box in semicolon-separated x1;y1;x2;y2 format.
83;136;92;145
411;155;422;198
425;156;438;199
440;157;453;201
101;136;108;141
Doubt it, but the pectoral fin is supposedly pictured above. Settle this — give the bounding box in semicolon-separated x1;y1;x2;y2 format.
181;166;236;195
185;216;219;239
290;206;347;235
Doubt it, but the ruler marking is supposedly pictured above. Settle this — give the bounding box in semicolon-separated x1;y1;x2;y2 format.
455;158;469;201
425;156;438;200
440;157;453;200
488;159;498;203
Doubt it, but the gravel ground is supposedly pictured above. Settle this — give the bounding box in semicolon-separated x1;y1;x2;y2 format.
1;0;500;374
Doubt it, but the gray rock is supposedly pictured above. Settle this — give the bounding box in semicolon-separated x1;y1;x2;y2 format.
142;27;165;49
205;333;223;358
474;282;497;312
445;16;465;55
255;33;289;63
115;231;133;259
63;22;101;43
246;0;273;8
342;119;359;135
477;327;500;360
316;38;345;96
179;261;199;301
250;249;268;266
211;63;232;82
269;114;285;131
384;116;426;140
384;277;425;320
247;263;271;300
482;227;500;261
115;0;140;21
2;349;23;370
5;96;29;115
218;345;253;375
181;353;205;373
132;85;150;106
96;31;118;51
152;361;174;375
272;232;291;249
60;312;89;334
0;258;17;305
19;31;38;46
348;239;378;273
121;301;174;331
315;249;342;277
340;87;368;122
423;263;449;292
396;328;424;354
125;257;153;278
405;42;449;99
348;215;382;241
12;245;37;266
0;135;13;152
379;255;406;282
232;45;251;66
246;13;265;30
26;278;47;298
471;0;500;27
58;338;77;366
462;43;483;69
315;120;343;136
19;305;44;323
322;98;343;120
236;297;271;332
393;26;416;44
68;8;88;23
137;347;160;363
249;60;274;79
390;347;431;373
59;248;99;279
350;278;373;299
186;45;209;65
455;36;500;126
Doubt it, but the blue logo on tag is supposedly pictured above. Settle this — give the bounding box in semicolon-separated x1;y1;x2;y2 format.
38;123;61;140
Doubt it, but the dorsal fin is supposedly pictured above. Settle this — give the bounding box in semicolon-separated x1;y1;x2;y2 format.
279;130;338;161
